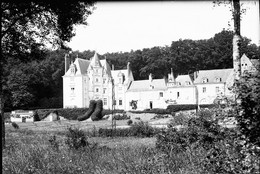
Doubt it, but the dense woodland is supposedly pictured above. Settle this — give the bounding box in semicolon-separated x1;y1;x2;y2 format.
3;29;260;111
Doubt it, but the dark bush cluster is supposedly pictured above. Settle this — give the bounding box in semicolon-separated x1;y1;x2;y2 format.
36;108;88;120
129;108;170;114
167;104;215;113
113;113;130;120
91;100;103;121
78;100;96;121
65;127;88;150
35;107;124;121
98;121;163;137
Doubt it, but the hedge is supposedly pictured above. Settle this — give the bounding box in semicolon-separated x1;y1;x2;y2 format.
36;108;124;120
167;104;215;113
129;108;171;114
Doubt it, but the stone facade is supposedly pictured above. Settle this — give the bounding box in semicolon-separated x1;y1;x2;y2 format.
63;53;258;110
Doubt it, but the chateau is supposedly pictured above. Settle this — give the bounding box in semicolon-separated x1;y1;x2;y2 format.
63;53;258;110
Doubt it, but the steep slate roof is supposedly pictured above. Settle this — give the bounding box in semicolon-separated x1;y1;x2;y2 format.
127;79;167;92
175;75;193;86
194;68;233;84
251;59;260;67
100;59;112;77
76;58;90;74
89;52;102;67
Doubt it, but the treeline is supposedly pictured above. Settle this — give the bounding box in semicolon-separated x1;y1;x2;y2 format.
3;29;259;111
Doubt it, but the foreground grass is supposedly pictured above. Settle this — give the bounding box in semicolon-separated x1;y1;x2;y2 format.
3;129;203;174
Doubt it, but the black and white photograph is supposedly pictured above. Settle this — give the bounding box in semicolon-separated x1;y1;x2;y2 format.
2;1;260;173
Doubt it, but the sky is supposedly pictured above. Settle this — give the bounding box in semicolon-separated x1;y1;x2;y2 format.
67;1;259;55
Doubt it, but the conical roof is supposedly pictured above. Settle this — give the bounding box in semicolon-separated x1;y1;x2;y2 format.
90;52;102;67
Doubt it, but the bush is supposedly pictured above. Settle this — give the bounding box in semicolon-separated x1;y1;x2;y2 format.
113;113;130;120
78;100;96;121
91;100;103;121
157;115;225;154
130;108;170;114
168;112;191;127
65;127;88;150
127;119;133;125
167;104;215;113
130;121;157;138
37;108;89;120
98;121;162;137
98;128;132;137
11;122;19;129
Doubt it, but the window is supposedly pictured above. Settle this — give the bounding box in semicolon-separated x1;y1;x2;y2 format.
103;78;106;84
96;88;99;92
203;87;206;93
215;77;222;82
95;78;99;82
216;87;219;93
103;98;107;105
119;100;122;105
103;88;106;94
202;78;208;83
159;92;163;97
177;92;180;98
185;81;190;85
113;100;116;105
71;87;75;93
119;77;122;84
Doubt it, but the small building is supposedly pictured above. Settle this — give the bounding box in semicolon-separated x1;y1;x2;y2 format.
10;110;34;122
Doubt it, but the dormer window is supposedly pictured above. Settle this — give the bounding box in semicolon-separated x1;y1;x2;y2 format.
70;64;76;75
215;77;222;82
202;78;208;83
185;81;190;85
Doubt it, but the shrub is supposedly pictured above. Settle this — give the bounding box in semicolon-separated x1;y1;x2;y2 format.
157;115;225;154
130;108;170;114
37;108;89;120
65;127;88;150
91;100;103;121
48;135;59;151
78;100;96;121
33;111;41;121
113;113;130;120
167;104;215;113
235;70;260;147
168;112;191;127
11;122;19;129
130;121;156;137
98;128;132;137
127;119;133;125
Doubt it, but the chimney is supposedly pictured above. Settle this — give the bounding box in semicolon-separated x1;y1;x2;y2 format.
194;71;199;79
65;54;70;73
149;73;153;82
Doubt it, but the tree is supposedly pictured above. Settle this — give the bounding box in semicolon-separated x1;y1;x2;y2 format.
1;0;96;148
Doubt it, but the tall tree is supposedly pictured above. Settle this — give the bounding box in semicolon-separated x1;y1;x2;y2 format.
1;0;96;147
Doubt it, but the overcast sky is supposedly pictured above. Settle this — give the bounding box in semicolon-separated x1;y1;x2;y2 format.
67;1;259;55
